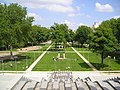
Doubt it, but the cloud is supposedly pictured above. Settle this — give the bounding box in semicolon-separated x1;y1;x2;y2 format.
79;23;89;27
63;20;90;30
68;13;82;17
28;13;42;22
96;2;113;12
76;6;80;11
86;15;91;18
63;20;78;30
112;15;120;19
68;13;91;18
45;5;74;13
11;0;75;13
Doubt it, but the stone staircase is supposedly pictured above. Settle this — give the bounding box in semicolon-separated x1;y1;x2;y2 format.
11;72;120;90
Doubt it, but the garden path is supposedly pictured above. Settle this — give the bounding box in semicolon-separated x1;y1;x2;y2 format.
26;44;52;72
71;47;97;71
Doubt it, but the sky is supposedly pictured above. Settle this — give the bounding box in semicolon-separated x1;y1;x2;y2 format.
0;0;120;30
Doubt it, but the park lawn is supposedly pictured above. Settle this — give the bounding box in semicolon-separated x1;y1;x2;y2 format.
0;44;50;71
78;49;120;70
40;43;50;51
33;50;92;71
0;52;42;71
65;46;73;51
74;47;89;51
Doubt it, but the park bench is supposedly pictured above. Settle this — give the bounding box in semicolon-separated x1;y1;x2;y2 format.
22;81;37;90
97;81;114;90
0;55;18;61
86;81;97;90
107;81;120;90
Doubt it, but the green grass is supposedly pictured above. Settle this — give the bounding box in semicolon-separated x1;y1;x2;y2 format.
0;44;50;71
74;47;89;51
0;52;42;71
78;49;120;70
33;46;92;71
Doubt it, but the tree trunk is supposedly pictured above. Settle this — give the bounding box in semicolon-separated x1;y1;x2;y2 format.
10;45;13;56
101;51;104;67
55;42;57;50
81;43;83;48
72;41;73;46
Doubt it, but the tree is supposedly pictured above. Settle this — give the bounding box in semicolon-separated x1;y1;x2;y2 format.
0;3;33;56
30;25;50;45
50;23;71;49
90;27;117;65
68;29;75;46
99;18;120;44
75;26;92;47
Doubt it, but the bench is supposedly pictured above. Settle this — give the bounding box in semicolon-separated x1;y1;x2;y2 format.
0;55;18;60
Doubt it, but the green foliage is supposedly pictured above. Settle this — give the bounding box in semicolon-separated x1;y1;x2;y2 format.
75;26;92;47
79;50;120;70
99;18;120;44
50;23;74;49
30;25;50;44
0;3;33;53
90;26;117;64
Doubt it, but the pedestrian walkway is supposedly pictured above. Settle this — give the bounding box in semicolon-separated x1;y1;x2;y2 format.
71;47;97;71
26;44;52;72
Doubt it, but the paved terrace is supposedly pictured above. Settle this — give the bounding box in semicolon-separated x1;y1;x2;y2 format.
0;71;120;90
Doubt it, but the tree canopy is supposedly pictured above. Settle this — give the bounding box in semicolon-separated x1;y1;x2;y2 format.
50;23;74;49
90;21;118;65
29;25;50;44
75;26;92;47
0;3;33;55
99;18;120;45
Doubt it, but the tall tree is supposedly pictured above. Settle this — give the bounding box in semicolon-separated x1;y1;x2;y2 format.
90;27;117;65
50;23;70;49
30;25;50;44
99;18;120;45
0;3;33;56
75;26;92;47
69;29;75;46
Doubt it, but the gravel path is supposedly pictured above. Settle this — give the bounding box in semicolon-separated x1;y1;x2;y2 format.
0;46;41;56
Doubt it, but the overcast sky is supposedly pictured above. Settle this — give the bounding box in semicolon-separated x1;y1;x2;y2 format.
1;0;120;30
